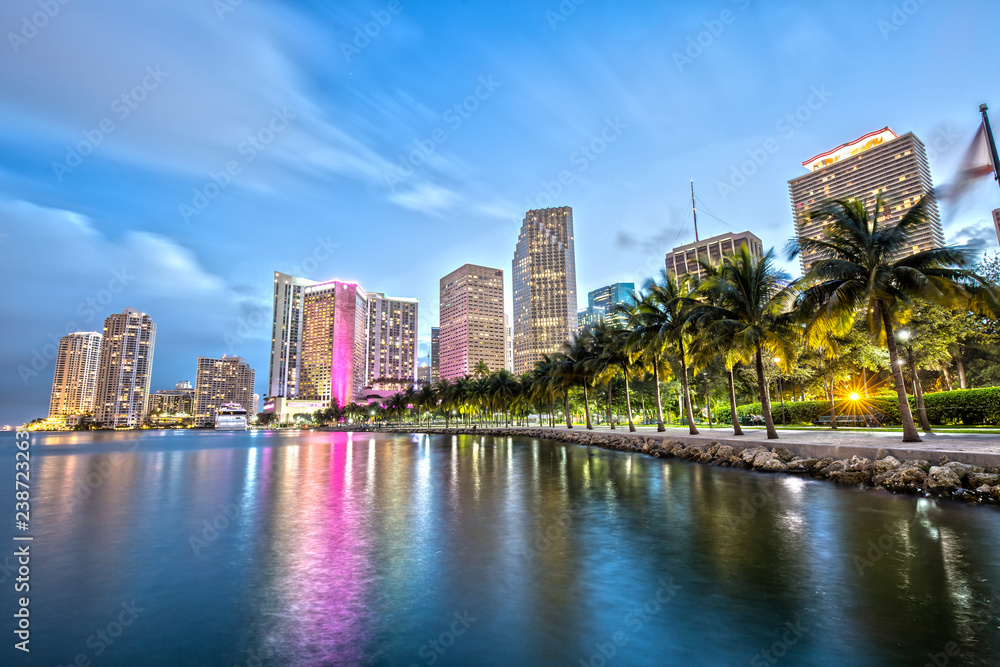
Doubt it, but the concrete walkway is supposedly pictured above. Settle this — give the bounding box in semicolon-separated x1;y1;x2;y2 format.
522;424;1000;468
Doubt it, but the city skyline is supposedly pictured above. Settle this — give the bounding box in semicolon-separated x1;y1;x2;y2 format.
2;0;1000;424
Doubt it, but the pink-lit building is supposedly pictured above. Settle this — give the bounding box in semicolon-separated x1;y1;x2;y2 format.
298;281;369;407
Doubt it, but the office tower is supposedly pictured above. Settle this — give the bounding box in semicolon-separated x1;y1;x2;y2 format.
252;393;260;416
512;206;578;375
665;232;763;280
268;271;317;399
147;381;195;416
578;283;636;333
366;293;419;388
417;365;431;384
430;327;440;383
789;128;944;274
504;313;513;373
993;209;1000;246
48;332;102;419
93;308;156;428
439;264;506;379
298;280;369;407
194;356;255;426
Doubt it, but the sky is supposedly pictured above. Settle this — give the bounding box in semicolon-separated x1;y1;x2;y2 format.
1;0;999;425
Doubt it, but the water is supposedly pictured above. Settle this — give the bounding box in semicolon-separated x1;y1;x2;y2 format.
1;430;999;666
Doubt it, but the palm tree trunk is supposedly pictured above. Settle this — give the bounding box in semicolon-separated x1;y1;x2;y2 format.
583;385;593;430
828;377;837;430
726;367;744;436
909;354;931;433
678;340;699;435
958;349;967;389
754;346;779;439
564;391;572;429
606;383;615;430
941;364;954;391
879;302;921;442
652;361;665;432
622;367;636;432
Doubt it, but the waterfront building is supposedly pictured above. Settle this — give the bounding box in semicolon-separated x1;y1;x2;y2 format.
440;264;506;379
48;332;102;420
512;206;578;375
578;283;635;333
789;128;944;274
366;292;419;387
93;308;156;428
268;271;316;399
194;356;255;427
147;381;195;418
665;232;763;280
298;280;369;407
430;327;440;383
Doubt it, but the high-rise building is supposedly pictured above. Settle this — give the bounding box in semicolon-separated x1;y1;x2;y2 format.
366;293;418;387
147;381;195;416
93;308;156;428
417;364;432;384
665;232;763;280
992;209;1000;246
504;313;513;373
512;206;578;375
268;272;316;399
194;356;255;427
578;283;636;333
789;128;944;274
430;327;440;383
48;332;102;419
439;264;506;379
298;280;369;407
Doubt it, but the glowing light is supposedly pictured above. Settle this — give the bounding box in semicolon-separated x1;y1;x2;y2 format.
849;393;860;401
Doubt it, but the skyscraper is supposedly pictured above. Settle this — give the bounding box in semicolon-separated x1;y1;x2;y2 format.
268;271;316;399
194;356;255;427
430;327;440;383
298;280;369;407
665;231;763;280
48;332;102;419
504;313;513;373
512;206;578;375
93;308;156;428
148;381;194;417
789;128;944;274
439;264;506;379
578;283;636;333
366;293;419;388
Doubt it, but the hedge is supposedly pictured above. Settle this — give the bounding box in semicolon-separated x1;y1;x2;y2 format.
714;388;1000;426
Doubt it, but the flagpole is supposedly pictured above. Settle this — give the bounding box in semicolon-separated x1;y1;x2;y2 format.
981;103;1000;193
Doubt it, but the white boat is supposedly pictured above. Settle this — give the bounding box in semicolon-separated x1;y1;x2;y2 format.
215;403;249;431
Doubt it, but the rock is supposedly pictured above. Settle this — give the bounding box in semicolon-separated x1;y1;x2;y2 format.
943;461;985;484
873;456;902;476
991;487;1000;502
873;465;928;494
742;447;767;465
773;447;795;463
969;473;1000;488
926;466;962;494
642;444;651;453
875;448;889;461
976;485;993;494
829;458;873;486
752;450;788;471
715;445;735;462
938;456;950;466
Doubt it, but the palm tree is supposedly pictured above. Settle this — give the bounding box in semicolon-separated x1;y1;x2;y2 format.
416;384;437;425
691;245;794;439
434;379;455;428
530;356;560;427
789;197;998;442
560;332;597;430
588;321;629;430
629;274;701;434
491;369;519;426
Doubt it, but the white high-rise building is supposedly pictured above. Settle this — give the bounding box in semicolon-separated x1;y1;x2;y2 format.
268;271;317;399
194;356;256;427
93;308;156;428
366;293;419;388
48;332;102;419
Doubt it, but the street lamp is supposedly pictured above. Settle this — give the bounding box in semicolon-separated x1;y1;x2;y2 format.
773;356;786;425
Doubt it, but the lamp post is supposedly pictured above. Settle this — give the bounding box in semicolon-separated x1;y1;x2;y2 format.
897;329;931;433
773;357;786;425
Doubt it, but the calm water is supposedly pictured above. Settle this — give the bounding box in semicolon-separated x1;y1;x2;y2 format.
1;430;1000;666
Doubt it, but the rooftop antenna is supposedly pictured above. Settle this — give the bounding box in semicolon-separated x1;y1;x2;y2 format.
690;179;700;242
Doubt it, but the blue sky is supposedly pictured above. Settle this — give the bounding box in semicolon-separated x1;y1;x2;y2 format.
1;0;999;425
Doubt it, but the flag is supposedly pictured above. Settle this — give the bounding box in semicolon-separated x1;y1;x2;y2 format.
942;122;996;202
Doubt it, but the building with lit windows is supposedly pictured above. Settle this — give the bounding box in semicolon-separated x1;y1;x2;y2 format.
48;332;102;420
93;308;156;428
439;264;506;379
148;381;195;418
577;283;635;333
298;281;369;407
665;232;763;280
512;206;578;375
366;293;418;389
194;357;255;427
268;271;315;399
789;128;943;275
430;327;440;383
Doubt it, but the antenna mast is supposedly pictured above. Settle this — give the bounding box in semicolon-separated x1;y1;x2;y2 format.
690;180;699;242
